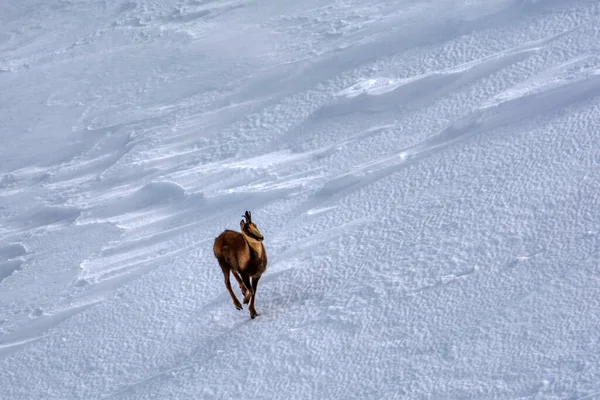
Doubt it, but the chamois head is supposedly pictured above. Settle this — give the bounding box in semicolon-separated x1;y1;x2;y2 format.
240;210;264;241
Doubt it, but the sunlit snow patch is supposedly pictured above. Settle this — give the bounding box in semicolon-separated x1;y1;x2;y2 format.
481;55;599;109
336;77;408;98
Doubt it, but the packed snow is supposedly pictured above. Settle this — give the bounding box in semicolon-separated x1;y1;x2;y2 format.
1;0;600;398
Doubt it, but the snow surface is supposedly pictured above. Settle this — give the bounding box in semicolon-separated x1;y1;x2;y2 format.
1;0;600;398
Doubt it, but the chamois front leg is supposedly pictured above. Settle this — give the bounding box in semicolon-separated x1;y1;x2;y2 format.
231;270;248;297
241;274;253;305
249;275;261;319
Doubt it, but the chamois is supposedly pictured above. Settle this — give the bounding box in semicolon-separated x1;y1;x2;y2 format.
213;210;268;319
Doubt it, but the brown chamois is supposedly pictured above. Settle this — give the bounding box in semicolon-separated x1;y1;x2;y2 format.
213;210;268;319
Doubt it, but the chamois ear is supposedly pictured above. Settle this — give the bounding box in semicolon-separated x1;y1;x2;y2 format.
240;219;246;230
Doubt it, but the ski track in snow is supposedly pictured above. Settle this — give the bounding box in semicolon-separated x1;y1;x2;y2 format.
1;0;600;398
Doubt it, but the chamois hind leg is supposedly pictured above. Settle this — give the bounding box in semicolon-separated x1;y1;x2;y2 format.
241;274;253;305
219;261;242;310
249;275;261;319
231;269;248;297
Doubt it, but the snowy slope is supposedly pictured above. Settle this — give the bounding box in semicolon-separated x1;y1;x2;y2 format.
1;0;600;398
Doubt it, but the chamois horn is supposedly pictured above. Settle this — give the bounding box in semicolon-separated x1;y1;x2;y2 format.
242;210;252;224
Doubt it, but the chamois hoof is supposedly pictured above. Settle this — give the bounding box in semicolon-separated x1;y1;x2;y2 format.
234;301;243;310
250;311;259;319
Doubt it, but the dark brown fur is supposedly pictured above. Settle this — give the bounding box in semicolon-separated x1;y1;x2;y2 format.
213;211;268;319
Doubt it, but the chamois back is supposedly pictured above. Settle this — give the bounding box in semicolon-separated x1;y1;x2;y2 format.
213;230;250;271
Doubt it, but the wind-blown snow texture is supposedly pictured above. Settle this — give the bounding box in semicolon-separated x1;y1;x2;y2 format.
1;0;600;398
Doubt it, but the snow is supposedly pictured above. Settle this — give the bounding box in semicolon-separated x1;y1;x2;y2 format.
1;0;600;398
